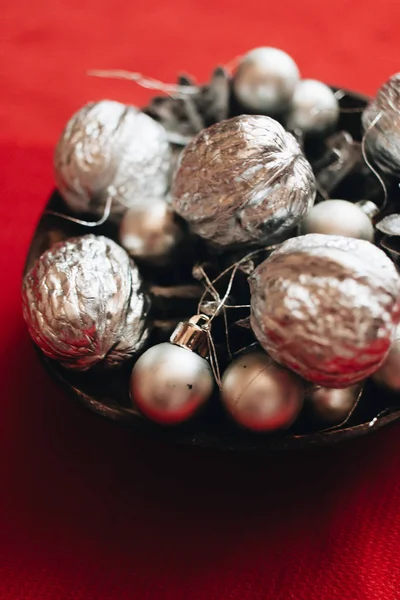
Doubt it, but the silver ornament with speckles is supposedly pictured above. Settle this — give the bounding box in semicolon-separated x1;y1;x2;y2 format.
54;101;171;219
22;235;149;370
250;234;400;388
172;115;316;249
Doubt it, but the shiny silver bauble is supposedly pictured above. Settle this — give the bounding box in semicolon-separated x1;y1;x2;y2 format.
54;100;171;219
301;199;374;241
287;79;339;135
221;351;304;431
172;114;316;249
22;235;149;370
130;343;214;424
250;234;400;387
233;47;300;114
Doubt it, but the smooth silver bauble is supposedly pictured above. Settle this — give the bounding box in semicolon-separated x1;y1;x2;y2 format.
373;325;400;391
233;47;300;114
301;199;374;241
130;343;214;424
119;198;184;265
22;235;149;371
287;79;339;135
221;352;304;431
172;115;316;249
54;100;171;219
250;234;400;388
308;385;360;424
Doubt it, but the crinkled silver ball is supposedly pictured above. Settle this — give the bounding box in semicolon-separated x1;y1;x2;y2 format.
233;47;300;114
250;234;400;387
373;324;400;391
362;74;400;175
22;235;149;371
172;115;316;249
54;100;171;219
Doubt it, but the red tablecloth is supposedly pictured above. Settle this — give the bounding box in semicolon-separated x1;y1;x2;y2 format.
2;1;400;598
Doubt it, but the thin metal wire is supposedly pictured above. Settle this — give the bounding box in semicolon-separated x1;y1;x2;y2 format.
88;69;198;96
45;195;113;227
361;111;388;210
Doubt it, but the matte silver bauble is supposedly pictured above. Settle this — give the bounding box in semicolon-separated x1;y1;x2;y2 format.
221;351;304;431
54;100;171;219
233;47;300;114
22;235;149;370
250;234;400;387
119;198;184;264
301;199;374;241
130;343;214;424
172;115;316;249
287;79;339;135
308;385;360;424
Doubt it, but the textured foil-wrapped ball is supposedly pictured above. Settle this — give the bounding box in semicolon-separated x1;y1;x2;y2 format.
172;115;316;249
22;235;149;371
250;234;400;387
54;100;171;219
362;74;400;175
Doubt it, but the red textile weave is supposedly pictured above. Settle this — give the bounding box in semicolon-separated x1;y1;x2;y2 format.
2;1;400;598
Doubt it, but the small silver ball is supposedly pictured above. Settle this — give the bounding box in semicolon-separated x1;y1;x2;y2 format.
301;199;375;241
233;47;300;114
119;198;184;265
130;343;214;424
54;100;171;219
308;385;360;424
373;325;400;391
287;79;339;135
221;352;304;431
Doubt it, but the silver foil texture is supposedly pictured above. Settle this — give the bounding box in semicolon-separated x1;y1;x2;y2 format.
362;74;400;175
172;115;316;249
250;234;400;387
54;101;171;219
22;235;149;371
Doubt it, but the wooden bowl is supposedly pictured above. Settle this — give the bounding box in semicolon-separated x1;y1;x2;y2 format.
24;87;400;452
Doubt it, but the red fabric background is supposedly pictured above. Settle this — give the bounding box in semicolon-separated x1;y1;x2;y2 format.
2;1;400;598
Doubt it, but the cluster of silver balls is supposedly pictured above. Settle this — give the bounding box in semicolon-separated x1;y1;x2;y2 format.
22;47;400;434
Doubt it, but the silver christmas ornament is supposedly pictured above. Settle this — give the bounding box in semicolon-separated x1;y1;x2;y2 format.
362;74;400;175
287;79;339;135
233;47;300;114
22;235;149;371
373;325;400;391
130;316;214;424
172;115;316;249
221;351;304;431
308;385;361;424
250;234;400;388
54;100;171;219
301;199;375;241
119;197;184;265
